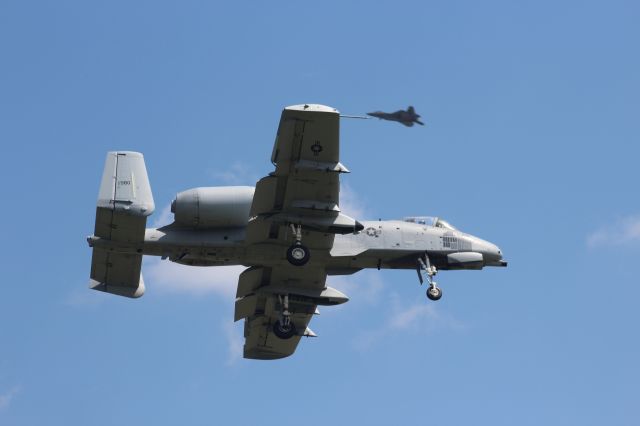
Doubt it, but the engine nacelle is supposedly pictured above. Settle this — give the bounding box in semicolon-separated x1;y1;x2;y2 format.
171;186;255;228
447;252;484;270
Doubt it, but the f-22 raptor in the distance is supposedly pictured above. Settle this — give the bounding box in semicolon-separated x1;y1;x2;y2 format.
367;106;424;127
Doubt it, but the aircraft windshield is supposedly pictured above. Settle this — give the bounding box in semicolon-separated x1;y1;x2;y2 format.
435;218;457;230
403;216;457;230
403;216;436;226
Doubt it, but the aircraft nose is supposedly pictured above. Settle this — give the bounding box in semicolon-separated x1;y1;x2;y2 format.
474;238;507;267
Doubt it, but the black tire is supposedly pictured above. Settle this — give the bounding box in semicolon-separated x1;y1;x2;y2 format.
286;243;310;266
273;320;297;339
426;286;442;301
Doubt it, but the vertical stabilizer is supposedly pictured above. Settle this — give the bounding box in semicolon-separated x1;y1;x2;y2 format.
89;152;154;298
97;151;154;218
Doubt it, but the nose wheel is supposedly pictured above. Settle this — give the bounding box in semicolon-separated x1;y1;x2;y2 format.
286;224;310;266
426;285;442;301
417;254;442;301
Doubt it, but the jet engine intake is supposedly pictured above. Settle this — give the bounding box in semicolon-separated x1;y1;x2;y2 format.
171;186;255;228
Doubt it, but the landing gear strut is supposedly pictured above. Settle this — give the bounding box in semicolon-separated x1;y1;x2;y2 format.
286;224;310;266
273;294;297;339
417;254;442;301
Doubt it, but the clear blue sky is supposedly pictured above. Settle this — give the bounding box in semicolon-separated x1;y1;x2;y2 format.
1;1;639;425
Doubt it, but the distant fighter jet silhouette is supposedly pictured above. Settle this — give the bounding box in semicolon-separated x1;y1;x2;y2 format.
367;106;424;127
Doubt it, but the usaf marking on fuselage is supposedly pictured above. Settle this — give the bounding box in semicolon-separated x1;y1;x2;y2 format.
86;104;506;360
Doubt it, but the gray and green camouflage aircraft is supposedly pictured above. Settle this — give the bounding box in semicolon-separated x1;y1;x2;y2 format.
87;104;506;360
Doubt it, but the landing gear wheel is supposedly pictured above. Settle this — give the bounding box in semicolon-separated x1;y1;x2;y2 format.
426;285;442;301
273;320;297;339
286;243;310;266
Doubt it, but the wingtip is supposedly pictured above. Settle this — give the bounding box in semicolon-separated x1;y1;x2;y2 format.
285;104;339;114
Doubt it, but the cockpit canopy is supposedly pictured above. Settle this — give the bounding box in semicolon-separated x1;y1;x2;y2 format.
403;216;458;231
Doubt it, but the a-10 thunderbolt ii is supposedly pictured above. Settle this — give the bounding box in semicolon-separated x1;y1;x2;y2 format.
87;104;506;360
367;105;425;126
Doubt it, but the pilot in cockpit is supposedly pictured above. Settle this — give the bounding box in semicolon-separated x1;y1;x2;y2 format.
403;216;458;230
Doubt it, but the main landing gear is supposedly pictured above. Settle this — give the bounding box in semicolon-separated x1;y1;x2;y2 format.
417;254;442;301
286;224;310;266
273;294;297;339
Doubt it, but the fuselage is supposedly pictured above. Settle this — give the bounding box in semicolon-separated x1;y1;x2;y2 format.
90;217;505;274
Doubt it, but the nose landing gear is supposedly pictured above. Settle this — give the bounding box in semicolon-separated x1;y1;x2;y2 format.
417;254;442;301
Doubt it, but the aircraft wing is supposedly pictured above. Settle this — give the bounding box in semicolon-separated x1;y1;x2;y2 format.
236;104;352;359
246;104;360;250
234;265;335;359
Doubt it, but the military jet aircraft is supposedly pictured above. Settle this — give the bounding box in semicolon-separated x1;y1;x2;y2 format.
87;104;505;360
367;106;425;126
